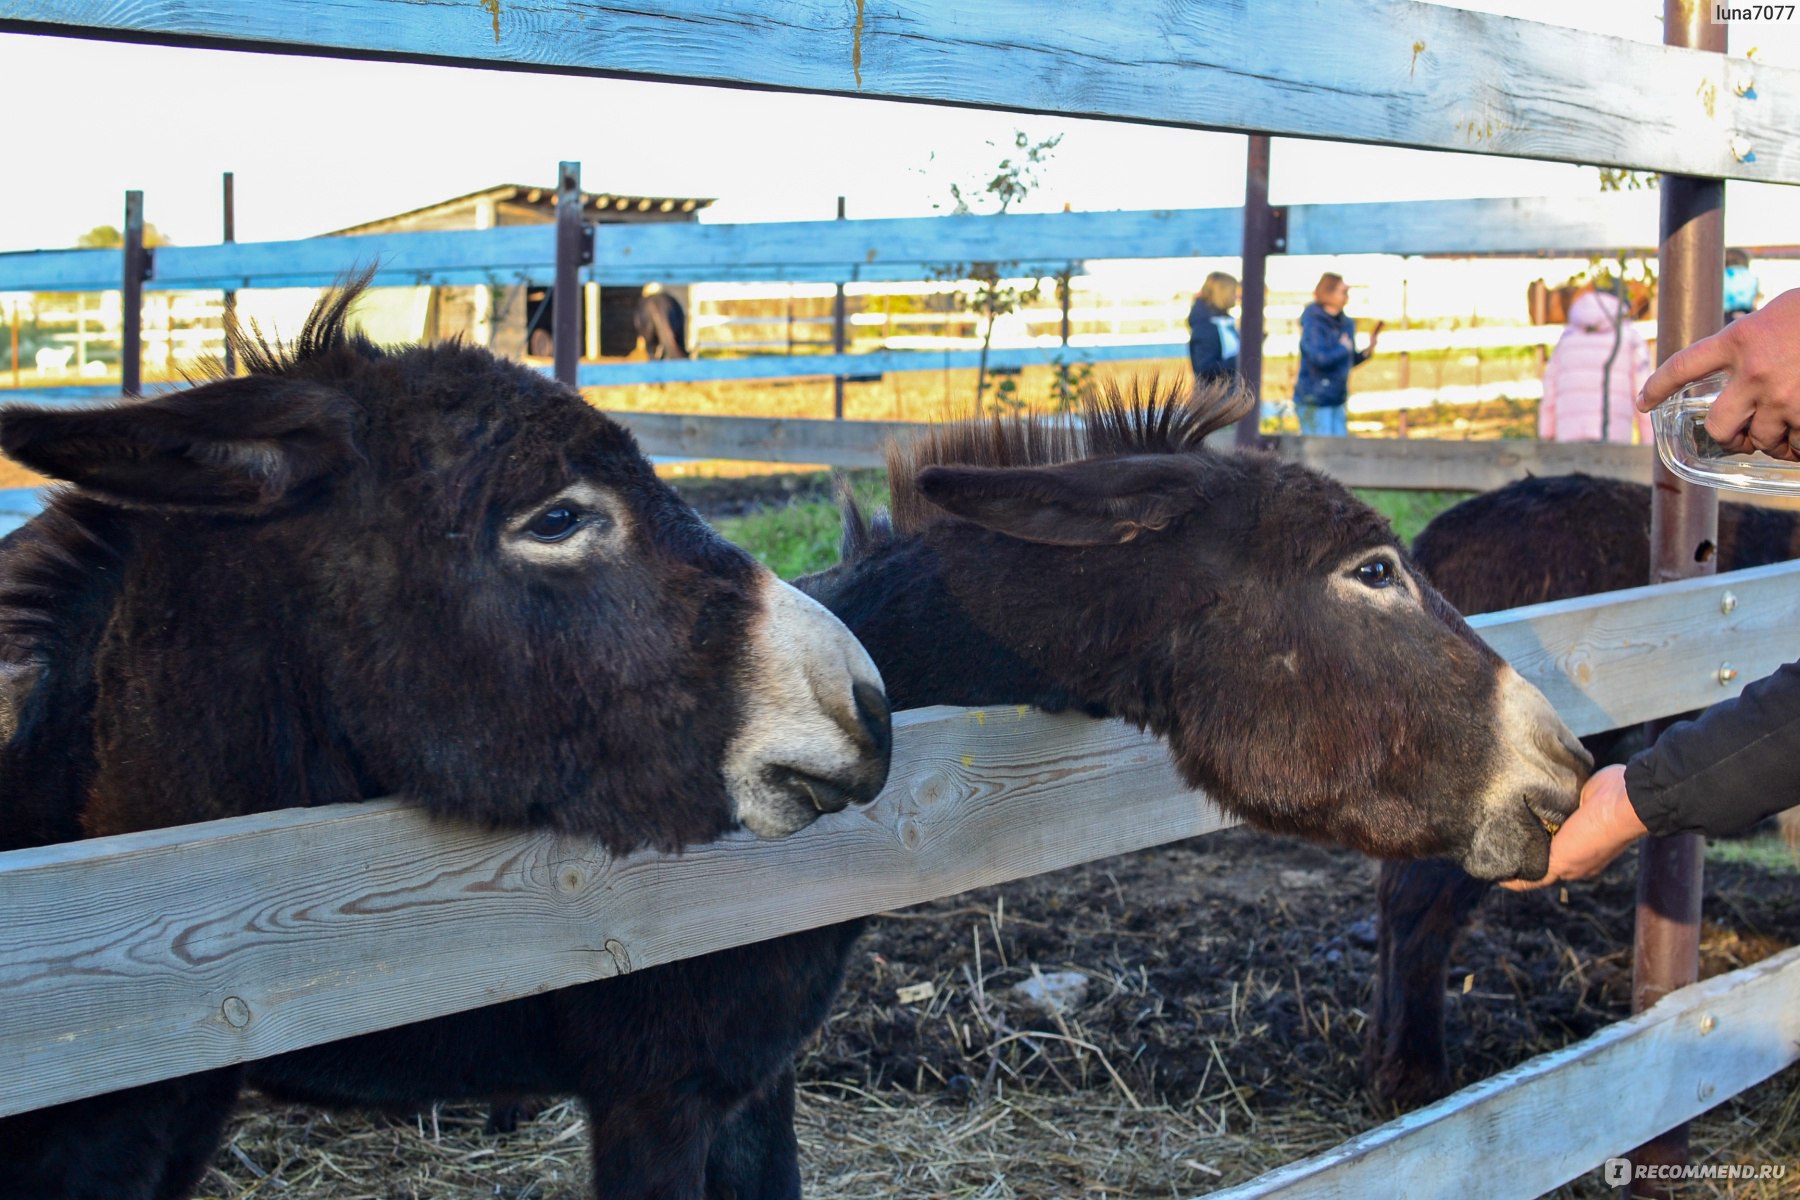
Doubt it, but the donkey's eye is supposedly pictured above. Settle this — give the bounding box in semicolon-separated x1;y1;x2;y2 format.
526;506;582;543
1355;558;1396;588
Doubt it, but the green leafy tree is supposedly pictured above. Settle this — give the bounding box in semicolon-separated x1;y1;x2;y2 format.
75;222;172;249
932;131;1064;411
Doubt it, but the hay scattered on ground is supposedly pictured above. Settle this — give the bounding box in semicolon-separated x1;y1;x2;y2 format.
198;828;1799;1200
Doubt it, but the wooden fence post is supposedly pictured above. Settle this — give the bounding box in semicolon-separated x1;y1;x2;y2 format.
121;190;147;398
1629;3;1725;1194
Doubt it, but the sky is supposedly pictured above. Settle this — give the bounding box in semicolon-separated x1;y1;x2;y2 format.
0;0;1796;254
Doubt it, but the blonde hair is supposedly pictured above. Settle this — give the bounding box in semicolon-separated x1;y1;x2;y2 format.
1313;272;1346;305
1199;272;1239;310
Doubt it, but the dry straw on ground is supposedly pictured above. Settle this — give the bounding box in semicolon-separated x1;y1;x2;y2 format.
198;829;1800;1200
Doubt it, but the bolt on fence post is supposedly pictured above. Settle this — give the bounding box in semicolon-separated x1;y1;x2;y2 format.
121;190;147;398
554;162;585;388
1627;5;1725;1195
222;172;237;376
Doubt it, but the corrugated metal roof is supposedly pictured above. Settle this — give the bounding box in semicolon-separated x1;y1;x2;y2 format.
324;184;714;235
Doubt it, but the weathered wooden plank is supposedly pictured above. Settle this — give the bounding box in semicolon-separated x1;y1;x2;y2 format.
1207;944;1800;1199
577;340;1178;389
6;194;1792;296
0;1;1790;182
1471;560;1800;738
1269;435;1653;492
590;207;1237;282
3;561;1798;1114
607;410;918;468
0;706;1226;1116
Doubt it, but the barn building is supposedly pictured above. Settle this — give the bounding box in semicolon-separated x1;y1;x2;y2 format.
326;183;712;360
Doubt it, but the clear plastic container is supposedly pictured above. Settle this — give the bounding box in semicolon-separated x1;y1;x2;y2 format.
1651;371;1800;495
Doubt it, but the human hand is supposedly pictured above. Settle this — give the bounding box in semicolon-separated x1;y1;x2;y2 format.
1500;764;1648;890
1638;289;1800;461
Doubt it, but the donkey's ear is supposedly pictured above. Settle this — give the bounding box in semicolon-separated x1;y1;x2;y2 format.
0;377;359;514
915;455;1205;546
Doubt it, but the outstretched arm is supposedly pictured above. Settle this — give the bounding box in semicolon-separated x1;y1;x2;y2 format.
1638;289;1800;460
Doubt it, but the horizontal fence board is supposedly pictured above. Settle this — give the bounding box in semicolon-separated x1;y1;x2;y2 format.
1470;560;1800;738
8;193;1798;296
3;1;1785;184
1269;435;1652;492
0;706;1224;1116
3;562;1797;1114
0;2;1791;183
1206;943;1800;1199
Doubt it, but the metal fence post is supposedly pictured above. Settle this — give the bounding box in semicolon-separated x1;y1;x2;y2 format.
1627;4;1725;1195
833;195;848;420
222;172;237;376
1237;134;1286;447
121;190;148;398
554;161;587;388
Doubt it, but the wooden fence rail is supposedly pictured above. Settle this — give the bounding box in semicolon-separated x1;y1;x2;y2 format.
0;420;1661;536
1;2;1791;183
4;560;1797;1120
8;191;1798;298
1212;944;1800;1199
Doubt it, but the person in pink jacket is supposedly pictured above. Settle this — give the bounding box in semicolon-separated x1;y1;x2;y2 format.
1538;288;1653;443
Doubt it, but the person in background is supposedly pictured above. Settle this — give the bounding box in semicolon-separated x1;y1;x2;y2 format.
1187;271;1241;384
1295;272;1380;436
1508;288;1800;889
1724;248;1761;323
1537;285;1652;444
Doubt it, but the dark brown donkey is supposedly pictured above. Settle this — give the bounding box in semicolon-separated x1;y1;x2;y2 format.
699;381;1594;1197
0;284;892;1200
1367;472;1800;1108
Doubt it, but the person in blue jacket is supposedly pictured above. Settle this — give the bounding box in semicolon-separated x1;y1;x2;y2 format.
1295;272;1381;435
1187;272;1241;384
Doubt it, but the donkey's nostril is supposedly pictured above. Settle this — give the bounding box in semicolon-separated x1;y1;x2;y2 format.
765;765;855;814
853;680;893;759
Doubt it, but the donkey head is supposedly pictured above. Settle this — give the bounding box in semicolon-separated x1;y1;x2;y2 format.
0;285;889;852
889;381;1588;881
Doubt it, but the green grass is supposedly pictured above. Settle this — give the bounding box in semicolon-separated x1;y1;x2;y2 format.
718;475;1473;580
713;474;890;580
1353;488;1469;545
1705;831;1800;874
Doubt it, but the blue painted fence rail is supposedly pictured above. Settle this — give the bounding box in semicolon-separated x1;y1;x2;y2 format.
0;193;1691;297
1;1;1791;184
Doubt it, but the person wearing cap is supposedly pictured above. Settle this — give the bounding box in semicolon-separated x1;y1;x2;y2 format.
1508;287;1800;887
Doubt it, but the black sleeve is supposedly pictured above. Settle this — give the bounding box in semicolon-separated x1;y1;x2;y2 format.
1624;659;1800;838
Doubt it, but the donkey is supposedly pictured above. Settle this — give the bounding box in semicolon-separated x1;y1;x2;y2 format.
1366;471;1800;1108
695;381;1594;1197
0;283;892;1200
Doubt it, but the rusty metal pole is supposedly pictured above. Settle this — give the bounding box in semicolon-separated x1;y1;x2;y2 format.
222;172;237;376
1626;6;1724;1196
121;190;147;398
554;161;584;388
1236;134;1284;447
833;196;848;420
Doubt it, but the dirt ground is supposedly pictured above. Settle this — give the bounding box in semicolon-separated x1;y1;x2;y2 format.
195;824;1799;1200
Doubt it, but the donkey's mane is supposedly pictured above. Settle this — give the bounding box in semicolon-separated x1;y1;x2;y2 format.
884;377;1253;535
210;270;379;382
